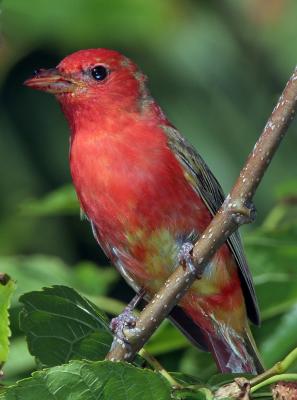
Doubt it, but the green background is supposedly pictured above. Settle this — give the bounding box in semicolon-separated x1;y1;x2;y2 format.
0;0;297;384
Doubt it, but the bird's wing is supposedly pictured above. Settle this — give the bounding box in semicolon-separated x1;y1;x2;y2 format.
162;125;260;326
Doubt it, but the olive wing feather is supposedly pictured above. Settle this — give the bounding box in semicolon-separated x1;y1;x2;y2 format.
163;125;260;326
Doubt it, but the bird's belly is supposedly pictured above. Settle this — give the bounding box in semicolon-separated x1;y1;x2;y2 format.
107;223;245;333
70;134;244;331
72;157;240;318
70;131;212;256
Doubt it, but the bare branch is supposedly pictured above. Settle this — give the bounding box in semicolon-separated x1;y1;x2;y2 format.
106;66;297;362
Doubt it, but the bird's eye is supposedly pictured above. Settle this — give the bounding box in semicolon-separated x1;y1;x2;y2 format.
90;65;108;81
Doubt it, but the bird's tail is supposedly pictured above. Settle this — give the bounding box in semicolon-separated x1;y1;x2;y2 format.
169;306;263;374
204;324;264;374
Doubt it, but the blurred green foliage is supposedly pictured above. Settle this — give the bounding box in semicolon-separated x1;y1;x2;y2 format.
0;0;297;392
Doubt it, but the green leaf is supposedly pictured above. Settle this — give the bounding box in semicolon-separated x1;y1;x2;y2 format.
1;257;119;380
19;286;112;367
0;274;15;366
170;372;203;386
20;185;79;216
0;360;171;400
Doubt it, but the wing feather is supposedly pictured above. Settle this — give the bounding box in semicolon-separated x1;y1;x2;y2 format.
162;125;260;325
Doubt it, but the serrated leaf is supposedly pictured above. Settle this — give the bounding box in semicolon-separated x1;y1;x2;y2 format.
19;286;112;367
0;274;15;366
0;360;171;400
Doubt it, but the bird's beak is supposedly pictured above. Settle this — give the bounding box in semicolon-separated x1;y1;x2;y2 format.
24;68;77;94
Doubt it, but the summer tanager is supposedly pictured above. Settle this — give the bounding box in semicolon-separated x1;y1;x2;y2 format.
25;49;263;373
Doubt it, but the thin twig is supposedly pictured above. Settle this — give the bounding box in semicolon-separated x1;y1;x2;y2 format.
106;66;297;362
251;374;297;394
139;348;181;388
250;347;297;387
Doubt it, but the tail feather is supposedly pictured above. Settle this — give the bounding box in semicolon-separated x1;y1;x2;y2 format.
169;307;263;374
205;326;264;374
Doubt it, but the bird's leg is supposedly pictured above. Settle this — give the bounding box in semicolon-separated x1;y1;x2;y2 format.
178;242;197;275
110;288;145;342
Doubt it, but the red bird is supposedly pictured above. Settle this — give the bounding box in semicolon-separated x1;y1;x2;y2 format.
25;49;263;373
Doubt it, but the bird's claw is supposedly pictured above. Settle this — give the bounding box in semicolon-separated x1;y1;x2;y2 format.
178;242;198;276
110;306;138;343
110;289;145;343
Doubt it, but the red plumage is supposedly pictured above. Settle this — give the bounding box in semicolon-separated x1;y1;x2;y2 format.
25;48;263;374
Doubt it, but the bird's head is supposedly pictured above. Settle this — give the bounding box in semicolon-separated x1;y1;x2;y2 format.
24;49;151;124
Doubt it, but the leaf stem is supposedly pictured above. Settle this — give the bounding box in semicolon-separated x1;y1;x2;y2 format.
250;347;297;387
251;374;297;393
139;348;181;388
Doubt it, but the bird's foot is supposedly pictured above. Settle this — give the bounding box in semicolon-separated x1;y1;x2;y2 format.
110;306;138;342
110;289;144;343
178;242;198;276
